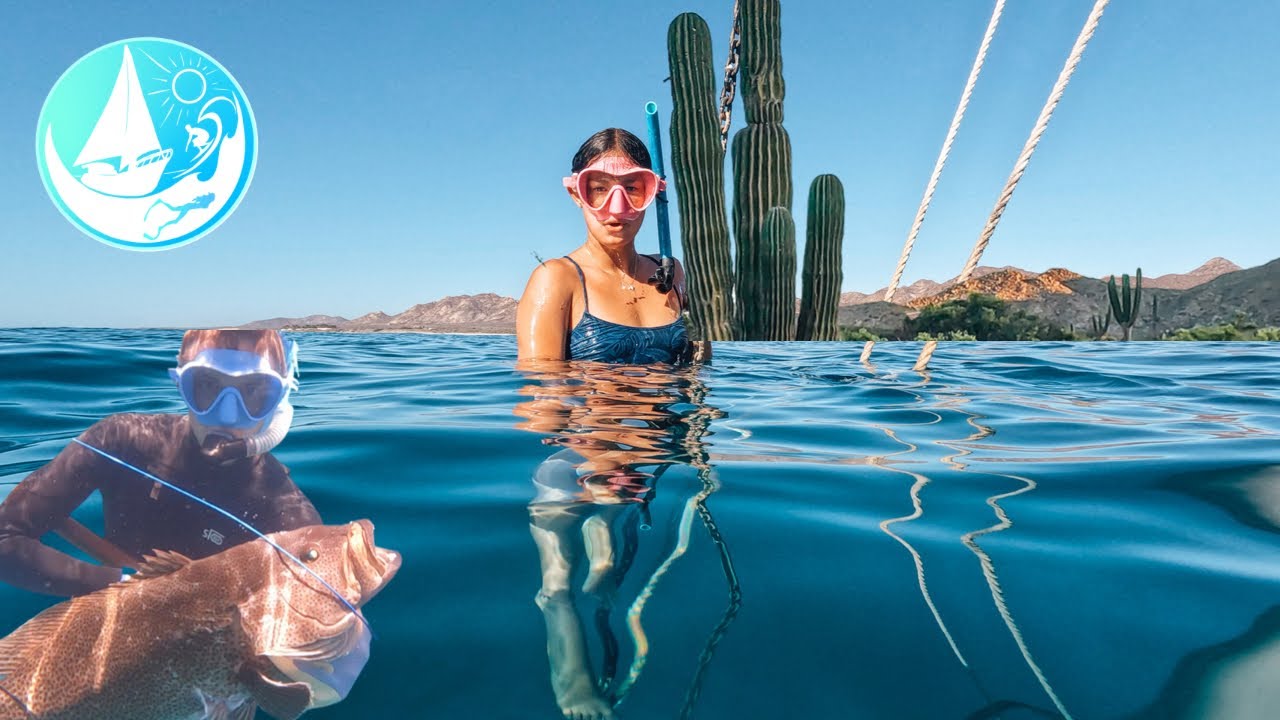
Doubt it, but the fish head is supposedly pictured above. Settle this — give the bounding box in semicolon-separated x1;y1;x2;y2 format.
275;519;401;611
238;521;400;678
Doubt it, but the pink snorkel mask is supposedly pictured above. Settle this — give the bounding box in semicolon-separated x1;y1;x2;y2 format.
563;156;665;222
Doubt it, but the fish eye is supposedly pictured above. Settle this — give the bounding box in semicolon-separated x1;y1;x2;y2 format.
302;547;320;562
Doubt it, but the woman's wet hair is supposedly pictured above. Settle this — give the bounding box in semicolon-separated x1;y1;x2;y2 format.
570;128;652;173
178;329;286;371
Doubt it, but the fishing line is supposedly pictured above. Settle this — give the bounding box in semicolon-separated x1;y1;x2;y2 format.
0;675;34;720
70;439;371;634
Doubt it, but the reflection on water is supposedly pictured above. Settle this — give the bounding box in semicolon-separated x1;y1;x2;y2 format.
861;364;1280;720
515;361;739;719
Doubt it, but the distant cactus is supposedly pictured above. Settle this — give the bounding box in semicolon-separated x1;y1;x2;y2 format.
667;13;734;341
1149;294;1160;339
1107;268;1143;341
759;207;796;340
796;175;845;341
1090;306;1112;340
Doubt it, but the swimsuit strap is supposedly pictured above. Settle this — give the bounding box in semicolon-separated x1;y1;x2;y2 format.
563;256;590;314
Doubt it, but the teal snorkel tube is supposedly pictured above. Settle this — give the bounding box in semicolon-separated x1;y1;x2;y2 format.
644;101;675;293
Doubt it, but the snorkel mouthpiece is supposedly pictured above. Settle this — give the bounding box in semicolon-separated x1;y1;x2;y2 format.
195;397;294;462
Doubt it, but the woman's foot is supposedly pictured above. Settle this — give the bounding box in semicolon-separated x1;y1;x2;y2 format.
556;676;616;720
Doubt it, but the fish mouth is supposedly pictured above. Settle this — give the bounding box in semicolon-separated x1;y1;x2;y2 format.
350;519;400;604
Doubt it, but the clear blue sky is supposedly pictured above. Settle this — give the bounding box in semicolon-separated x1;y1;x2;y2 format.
1;1;1276;327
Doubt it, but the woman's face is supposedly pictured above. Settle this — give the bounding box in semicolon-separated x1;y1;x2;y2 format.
570;152;646;246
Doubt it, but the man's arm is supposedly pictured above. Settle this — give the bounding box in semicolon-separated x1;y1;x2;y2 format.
256;456;323;532
0;419;127;596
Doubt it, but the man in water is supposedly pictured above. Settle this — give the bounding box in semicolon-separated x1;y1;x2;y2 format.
0;329;321;597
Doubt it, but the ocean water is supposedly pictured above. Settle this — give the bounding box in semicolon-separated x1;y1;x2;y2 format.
2;328;1279;720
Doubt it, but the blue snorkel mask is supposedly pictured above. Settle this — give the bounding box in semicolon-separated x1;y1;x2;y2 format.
171;338;299;460
171;341;298;429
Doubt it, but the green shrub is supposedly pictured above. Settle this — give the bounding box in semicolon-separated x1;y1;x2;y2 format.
838;327;883;342
907;293;1073;341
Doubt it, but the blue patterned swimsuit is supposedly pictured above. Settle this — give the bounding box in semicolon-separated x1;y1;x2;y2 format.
564;256;692;365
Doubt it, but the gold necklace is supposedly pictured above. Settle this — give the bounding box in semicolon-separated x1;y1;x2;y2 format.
619;255;637;291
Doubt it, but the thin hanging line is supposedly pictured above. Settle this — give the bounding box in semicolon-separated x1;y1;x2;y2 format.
70;438;371;634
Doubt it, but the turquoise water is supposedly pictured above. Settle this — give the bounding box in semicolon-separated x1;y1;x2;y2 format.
2;329;1280;719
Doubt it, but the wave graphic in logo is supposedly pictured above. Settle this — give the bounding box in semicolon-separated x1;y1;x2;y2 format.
35;38;258;251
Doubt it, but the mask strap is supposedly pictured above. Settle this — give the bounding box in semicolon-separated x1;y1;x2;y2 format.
70;438;371;636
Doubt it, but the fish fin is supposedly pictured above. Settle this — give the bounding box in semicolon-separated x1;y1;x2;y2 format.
286;624;360;661
204;700;257;720
132;548;194;579
239;662;311;720
0;602;75;678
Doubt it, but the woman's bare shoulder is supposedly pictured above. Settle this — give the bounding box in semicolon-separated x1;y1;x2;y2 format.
521;256;580;305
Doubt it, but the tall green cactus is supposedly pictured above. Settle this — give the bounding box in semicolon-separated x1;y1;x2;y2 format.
1107;268;1143;341
796;175;845;340
759;207;797;339
732;0;792;340
666;0;843;342
732;126;792;339
739;0;784;125
667;13;734;341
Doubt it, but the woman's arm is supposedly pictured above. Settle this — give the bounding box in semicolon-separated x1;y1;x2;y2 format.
0;418;127;596
517;259;576;362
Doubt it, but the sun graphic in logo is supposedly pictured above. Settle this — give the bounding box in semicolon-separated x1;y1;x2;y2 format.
35;38;258;251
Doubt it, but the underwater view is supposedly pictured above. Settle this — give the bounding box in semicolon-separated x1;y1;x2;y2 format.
2;328;1279;719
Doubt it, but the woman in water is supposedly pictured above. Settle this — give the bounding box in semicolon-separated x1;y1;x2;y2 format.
516;362;726;719
517;128;705;365
0;329;320;597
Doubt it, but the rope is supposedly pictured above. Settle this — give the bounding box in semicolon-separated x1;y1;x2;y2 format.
861;0;1006;365
613;476;715;703
915;0;1111;372
717;0;742;151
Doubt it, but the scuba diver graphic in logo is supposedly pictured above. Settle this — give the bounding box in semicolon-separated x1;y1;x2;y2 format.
35;38;257;251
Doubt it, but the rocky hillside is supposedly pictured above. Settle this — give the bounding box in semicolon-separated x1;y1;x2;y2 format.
242;314;349;330
250;295;518;333
343;294;516;331
839;266;1014;306
243;257;1269;337
838;258;1241;309
907;268;1082;308
837;258;1274;339
1137;257;1241;290
1009;258;1279;338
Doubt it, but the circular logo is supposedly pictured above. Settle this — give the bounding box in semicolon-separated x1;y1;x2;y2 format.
35;38;257;251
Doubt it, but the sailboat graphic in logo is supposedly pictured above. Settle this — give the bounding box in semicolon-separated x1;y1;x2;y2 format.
36;38;257;251
74;46;174;198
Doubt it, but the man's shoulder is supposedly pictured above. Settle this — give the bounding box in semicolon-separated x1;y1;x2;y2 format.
81;413;184;449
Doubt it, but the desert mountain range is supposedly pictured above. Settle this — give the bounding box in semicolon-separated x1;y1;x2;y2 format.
245;257;1276;336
